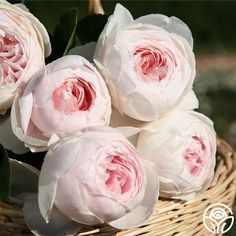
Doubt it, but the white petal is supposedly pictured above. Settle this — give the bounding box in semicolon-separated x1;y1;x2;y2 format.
135;14;193;48
175;89;199;111
11;93;48;152
19;92;34;134
110;107;147;145
27;14;51;57
109;161;159;229
55;173;102;225
0;114;28;154
94;3;133;64
110;106;147;129
10;159;39;196
38;137;83;222
68;42;97;63
140;110;199;134
22;193;82;236
15;3;29;12
46;55;94;74
47;133;60;147
116;126;141;139
11;2;51;57
94;59;121;110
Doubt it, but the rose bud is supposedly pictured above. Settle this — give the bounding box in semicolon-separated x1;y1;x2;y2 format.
94;4;196;121
137;111;216;201
38;126;159;229
11;55;111;152
0;0;51;114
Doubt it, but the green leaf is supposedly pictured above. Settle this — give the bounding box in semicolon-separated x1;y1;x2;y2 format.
77;14;108;45
53;7;79;57
0;144;11;202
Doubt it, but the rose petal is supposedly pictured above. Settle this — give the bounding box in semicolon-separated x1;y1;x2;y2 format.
11;93;48;152
14;4;52;57
94;3;134;86
19;92;34;134
38;134;84;222
55;173;103;225
108;161;159;229
142;111;193;133
135;14;193;48
47;133;60;147
95;3;133;57
68;42;97;63
0;114;28;154
175;89;199;111
22;193;82;236
110;106;147;129
46;55;91;74
80;184;127;223
116;126;141;139
15;3;29;12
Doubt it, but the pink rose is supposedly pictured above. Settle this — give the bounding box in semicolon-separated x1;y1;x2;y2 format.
0;1;51;113
11;55;111;152
38;126;159;229
137;111;216;200
94;4;196;121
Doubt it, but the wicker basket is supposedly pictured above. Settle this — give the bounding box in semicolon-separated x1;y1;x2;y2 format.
0;138;235;236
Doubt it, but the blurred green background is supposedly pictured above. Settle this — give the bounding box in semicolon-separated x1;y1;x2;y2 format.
9;0;236;235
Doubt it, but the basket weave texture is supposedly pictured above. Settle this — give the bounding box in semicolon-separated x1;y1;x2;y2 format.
0;138;236;236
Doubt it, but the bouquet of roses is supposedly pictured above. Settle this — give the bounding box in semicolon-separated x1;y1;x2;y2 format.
0;1;216;235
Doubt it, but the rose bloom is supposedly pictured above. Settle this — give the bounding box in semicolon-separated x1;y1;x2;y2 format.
0;0;51;113
137;111;216;201
11;55;111;152
94;4;196;121
38;126;159;229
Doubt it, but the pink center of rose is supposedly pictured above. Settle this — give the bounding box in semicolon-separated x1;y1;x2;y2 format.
52;77;96;113
133;46;176;81
105;155;135;195
0;29;26;86
184;136;207;176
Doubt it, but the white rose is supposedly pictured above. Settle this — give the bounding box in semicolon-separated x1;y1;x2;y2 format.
137;111;216;200
11;55;111;152
94;4;196;121
0;1;51;113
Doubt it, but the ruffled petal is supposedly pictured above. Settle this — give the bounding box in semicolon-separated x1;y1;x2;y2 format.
109;161;159;229
135;14;193;48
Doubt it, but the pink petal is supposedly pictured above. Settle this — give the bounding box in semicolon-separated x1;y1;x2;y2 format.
108;161;159;229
